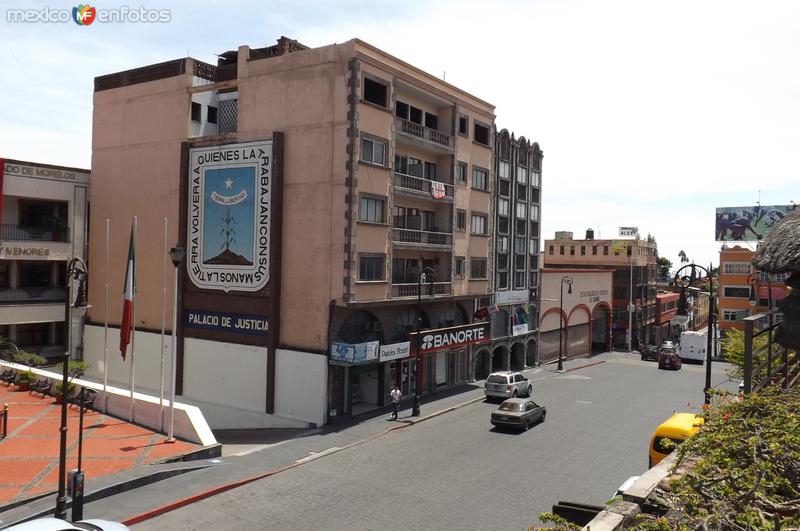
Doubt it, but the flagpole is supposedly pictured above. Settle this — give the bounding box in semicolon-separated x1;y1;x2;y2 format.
159;217;167;432
103;218;110;413
129;215;137;423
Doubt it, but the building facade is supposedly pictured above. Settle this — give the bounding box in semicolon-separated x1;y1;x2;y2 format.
0;159;90;359
86;37;496;428
718;245;789;337
543;230;658;350
484;129;542;376
539;268;612;362
654;291;679;344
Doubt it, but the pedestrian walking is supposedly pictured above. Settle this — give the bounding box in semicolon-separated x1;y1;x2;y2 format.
390;386;401;420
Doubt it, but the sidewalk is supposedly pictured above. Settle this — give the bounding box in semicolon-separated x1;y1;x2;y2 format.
0;355;606;527
0;381;198;509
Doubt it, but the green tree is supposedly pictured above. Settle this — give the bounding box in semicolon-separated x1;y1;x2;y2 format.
678;250;689;266
656;256;672;279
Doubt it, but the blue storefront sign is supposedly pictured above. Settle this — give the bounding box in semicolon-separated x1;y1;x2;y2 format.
330;340;379;364
184;309;268;336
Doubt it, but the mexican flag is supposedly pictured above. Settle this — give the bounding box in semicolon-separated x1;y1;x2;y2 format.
119;224;135;360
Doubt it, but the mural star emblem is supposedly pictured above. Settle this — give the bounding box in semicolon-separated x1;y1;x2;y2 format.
224;177;233;189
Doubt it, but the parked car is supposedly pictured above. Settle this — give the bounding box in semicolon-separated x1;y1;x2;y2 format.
490;398;546;431
4;518;130;530
639;344;661;362
484;371;532;400
660;340;676;352
658;350;682;370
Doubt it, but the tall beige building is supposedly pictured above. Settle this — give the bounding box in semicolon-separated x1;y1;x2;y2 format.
87;37;496;428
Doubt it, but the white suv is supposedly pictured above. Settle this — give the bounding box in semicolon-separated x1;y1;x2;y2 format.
484;371;532;400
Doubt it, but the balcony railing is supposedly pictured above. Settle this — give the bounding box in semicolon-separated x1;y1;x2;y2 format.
0;224;69;243
391;282;452;298
0;287;66;304
395;117;453;149
392;228;452;248
393;172;454;200
742;310;798;395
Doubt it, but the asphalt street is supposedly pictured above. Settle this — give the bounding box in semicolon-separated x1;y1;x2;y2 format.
121;351;738;531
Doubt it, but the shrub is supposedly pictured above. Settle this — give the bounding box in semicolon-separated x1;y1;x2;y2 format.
13;351;47;368
16;370;36;385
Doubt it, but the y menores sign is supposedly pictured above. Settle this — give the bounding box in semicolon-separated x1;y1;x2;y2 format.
188;141;272;292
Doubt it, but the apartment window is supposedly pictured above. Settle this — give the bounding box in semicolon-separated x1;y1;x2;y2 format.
473;122;490;145
218;98;238;133
515;237;526;254
19;262;50;287
363;76;388;108
499;179;510;197
603;245;609;255
0;263;8;287
458;114;469;136
515;202;526;219
424;113;438;130
361;137;387;166
530;255;538;270
395;155;423;177
529;271;538;286
549;245;554;255
191;102;201;122
581;245;586;256
515;255;526;269
359;195;385;223
207;105;218;124
471;213;487;235
560;245;565;255
497;198;509;216
455;257;465;279
516;219;527;235
498;161;510;179
498;254;509;270
472;167;488;191
470;259;488;279
530;221;539;236
456;210;466;231
531;171;540;187
722;309;750;322
358;255;385;281
570;245;575;256
497;236;509;253
498;216;509;234
456;161;467;184
723;286;751;298
516;183;527;201
16;323;50;348
723;262;751;275
514;272;526;289
530;205;539;221
592;246;598;255
19;199;67;229
529;239;539;254
392;258;418;283
517;166;528;184
531;189;540;203
496;271;508;289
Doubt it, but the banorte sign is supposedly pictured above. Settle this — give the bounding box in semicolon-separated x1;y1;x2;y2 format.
410;322;491;355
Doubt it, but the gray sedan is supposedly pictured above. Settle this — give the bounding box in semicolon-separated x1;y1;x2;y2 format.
490;398;546;431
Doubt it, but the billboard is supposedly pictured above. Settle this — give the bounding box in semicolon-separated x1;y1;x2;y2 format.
619;226;638;237
715;205;794;241
611;240;628;254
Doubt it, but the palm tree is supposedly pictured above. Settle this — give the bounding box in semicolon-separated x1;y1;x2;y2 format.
678;250;689;266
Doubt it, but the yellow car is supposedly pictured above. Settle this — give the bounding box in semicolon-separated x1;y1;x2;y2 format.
648;412;704;468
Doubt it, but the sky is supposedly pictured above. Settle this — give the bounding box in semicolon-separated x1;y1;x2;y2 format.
1;0;798;271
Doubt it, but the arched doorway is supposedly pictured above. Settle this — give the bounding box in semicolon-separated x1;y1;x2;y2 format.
474;349;491;380
335;310;383;343
591;303;611;353
526;339;537;366
510;342;525;370
491;345;508;372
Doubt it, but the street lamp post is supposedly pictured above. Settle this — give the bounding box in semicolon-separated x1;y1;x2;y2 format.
55;258;89;520
674;263;714;405
557;275;573;372
167;246;185;442
412;266;436;417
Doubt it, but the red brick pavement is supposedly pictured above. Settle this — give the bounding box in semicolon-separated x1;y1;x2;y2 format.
0;381;197;506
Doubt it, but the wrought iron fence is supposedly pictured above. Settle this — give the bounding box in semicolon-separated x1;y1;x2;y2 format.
742;310;799;394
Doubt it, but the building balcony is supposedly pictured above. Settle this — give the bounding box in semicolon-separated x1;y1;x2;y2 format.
395;117;454;152
392;227;452;250
391;282;452;298
1;223;69;243
393;172;454;202
0;287;66;304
